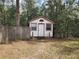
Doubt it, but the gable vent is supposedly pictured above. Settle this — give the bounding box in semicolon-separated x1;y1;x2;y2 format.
39;19;44;22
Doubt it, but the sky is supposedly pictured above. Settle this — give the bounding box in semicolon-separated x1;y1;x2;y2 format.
14;0;79;6
5;0;79;9
36;0;44;6
36;0;78;6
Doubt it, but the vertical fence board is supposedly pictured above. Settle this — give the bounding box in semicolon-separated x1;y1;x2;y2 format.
0;26;30;43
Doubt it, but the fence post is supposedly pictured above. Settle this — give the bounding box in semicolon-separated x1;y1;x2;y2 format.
49;32;52;40
32;32;34;39
5;26;9;44
0;25;3;43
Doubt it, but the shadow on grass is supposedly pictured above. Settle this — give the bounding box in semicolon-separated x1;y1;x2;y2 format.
28;38;79;43
1;38;79;45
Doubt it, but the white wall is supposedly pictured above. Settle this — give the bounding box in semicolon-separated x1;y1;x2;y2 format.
30;18;54;37
44;24;53;37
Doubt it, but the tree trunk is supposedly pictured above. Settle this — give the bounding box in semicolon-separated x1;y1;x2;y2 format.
16;0;20;26
16;0;20;40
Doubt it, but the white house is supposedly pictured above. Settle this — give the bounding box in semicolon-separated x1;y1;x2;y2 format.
29;17;54;37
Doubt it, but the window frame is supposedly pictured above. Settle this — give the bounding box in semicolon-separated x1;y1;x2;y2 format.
46;23;51;31
31;23;37;31
39;19;44;22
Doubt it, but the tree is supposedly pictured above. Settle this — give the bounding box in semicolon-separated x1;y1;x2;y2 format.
16;0;20;26
41;0;78;38
0;4;4;24
6;5;16;26
20;0;39;26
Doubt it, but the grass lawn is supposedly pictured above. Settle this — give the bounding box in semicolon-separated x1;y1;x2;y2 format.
0;39;79;59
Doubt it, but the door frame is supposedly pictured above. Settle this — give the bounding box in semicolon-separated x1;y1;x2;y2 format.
38;23;45;37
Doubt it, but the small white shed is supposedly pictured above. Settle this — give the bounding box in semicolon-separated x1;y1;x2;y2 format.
29;17;54;37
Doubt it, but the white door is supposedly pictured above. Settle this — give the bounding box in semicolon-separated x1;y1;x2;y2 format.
38;24;44;37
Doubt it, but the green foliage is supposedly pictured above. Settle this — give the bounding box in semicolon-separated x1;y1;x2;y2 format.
0;4;4;24
41;0;79;38
0;0;16;26
6;6;16;26
20;0;40;26
0;0;79;38
20;12;28;26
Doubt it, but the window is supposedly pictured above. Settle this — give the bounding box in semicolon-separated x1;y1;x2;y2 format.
46;24;51;31
31;27;36;30
31;23;37;31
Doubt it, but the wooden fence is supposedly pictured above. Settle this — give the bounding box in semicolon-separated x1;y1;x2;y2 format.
0;26;30;43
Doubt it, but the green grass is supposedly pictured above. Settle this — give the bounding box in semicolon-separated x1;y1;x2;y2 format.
0;39;79;59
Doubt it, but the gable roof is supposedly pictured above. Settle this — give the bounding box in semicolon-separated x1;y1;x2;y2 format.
29;16;55;23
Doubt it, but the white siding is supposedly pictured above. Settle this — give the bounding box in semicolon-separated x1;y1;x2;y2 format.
44;24;53;37
30;23;38;37
29;18;54;37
